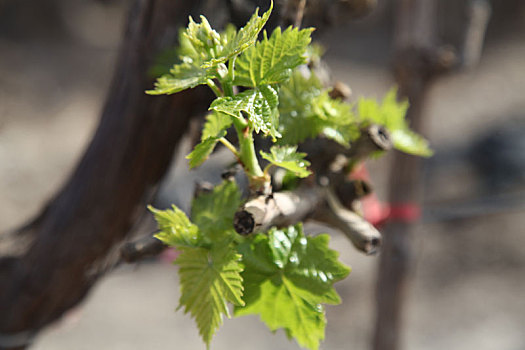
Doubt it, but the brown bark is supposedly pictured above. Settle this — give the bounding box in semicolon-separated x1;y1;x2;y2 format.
0;0;211;347
372;0;439;349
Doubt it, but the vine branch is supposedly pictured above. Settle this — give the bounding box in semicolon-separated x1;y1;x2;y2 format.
0;1;212;347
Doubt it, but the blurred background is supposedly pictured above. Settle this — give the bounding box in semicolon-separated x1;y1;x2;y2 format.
1;0;524;349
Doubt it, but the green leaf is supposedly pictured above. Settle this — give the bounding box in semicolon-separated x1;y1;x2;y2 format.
149;205;200;248
147;3;272;95
235;224;350;350
277;70;322;144
280;169;301;191
233;26;314;87
149;21;224;79
186;134;225;169
147;16;225;95
151;181;245;347
146;61;217;95
260;145;311;178
202;112;233;140
170;15;245;68
191;180;241;238
278;70;359;146
204;2;273;68
184;15;224;62
210;85;280;138
177;243;244;347
391;129;433;157
357;88;433;156
311;91;360;146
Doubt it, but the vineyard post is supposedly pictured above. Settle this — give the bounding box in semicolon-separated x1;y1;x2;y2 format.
372;0;490;349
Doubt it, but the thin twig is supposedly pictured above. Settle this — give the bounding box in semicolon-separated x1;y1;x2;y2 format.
234;186;322;235
232;182;382;255
314;187;382;255
462;0;491;68
294;0;307;28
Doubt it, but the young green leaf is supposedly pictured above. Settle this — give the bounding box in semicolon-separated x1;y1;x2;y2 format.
233;26;314;87
357;88;433;156
191;180;241;238
172;8;269;67
210;85;280;138
177;243;244;347
148;3;272;96
260;145;311;178
146;61;217;95
277;70;359;146
235;224;350;350
202;112;233;140
149;205;200;248
150;182;245;347
148;19;233;88
311;91;360;145
277;70;322;144
186;133;226;169
390;129;433;156
184;15;223;62
204;2;273;68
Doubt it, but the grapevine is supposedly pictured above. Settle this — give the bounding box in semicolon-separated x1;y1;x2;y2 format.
147;2;431;349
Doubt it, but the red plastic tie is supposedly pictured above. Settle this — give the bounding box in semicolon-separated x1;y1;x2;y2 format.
387;203;421;223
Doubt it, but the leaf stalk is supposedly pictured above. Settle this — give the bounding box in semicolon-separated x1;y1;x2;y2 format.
206;79;223;97
219;137;240;158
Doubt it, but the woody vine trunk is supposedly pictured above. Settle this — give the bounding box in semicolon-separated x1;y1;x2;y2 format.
0;0;211;348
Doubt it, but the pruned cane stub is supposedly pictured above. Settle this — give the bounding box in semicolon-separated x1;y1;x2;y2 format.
234;210;255;235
